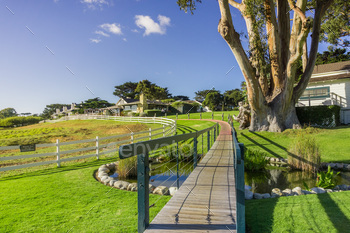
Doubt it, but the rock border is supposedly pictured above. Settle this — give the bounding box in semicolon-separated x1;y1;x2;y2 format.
95;163;178;196
245;185;350;200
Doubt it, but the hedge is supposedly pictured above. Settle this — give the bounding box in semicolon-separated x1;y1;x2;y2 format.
0;116;43;127
144;109;162;117
296;105;341;127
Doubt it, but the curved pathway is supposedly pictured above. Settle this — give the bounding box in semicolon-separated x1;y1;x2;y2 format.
145;120;236;232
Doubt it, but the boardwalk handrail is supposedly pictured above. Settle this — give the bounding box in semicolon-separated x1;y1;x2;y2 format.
0;116;176;172
228;115;245;233
119;123;219;233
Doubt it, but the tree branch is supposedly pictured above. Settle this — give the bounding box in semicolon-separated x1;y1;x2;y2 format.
288;0;307;22
228;0;243;11
277;0;290;74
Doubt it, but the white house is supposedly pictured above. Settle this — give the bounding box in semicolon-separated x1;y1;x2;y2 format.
298;60;350;124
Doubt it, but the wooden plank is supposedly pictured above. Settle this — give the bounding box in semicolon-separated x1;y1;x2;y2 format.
145;121;237;233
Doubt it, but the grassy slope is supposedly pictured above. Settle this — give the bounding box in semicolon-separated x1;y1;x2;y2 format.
237;126;350;163
0;120;214;233
246;192;350;233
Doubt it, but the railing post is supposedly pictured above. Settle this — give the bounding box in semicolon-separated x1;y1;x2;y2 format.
222;113;224;121
200;112;202;120
214;127;216;141
131;132;134;144
207;131;210;151
201;133;204;156
176;113;178;120
176;142;179;189
163;125;165;137
137;153;150;233
149;128;152;140
193;136;197;168
56;139;60;167
188;113;190;119
211;112;214;120
96;136;99;160
236;143;245;233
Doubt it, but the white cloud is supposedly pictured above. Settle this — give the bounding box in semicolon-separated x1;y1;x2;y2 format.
100;23;122;35
81;0;109;10
90;38;101;43
95;30;110;37
131;29;139;33
135;15;171;36
123;38;127;42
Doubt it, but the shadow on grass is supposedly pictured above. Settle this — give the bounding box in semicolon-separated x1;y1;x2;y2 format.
240;133;283;159
0;156;117;181
317;193;350;232
246;198;279;233
176;125;198;134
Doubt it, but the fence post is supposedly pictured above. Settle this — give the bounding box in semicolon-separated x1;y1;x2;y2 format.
193;136;197;168
149;128;152;140
176;113;178;120
236;143;245;233
222;113;224;121
207;131;210;151
131;132;134;144
200;113;202;120
56;139;60;167
188;113;190;119
211;112;214;120
165;113;167;118
96;136;99;159
176;142;179;189
163;125;165;137
137;153;150;233
214;127;216;141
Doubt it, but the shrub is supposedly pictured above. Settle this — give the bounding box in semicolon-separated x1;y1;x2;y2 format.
118;156;137;179
144;109;161;117
139;112;147;117
244;148;269;171
316;165;340;189
0;116;42;127
296;105;341;127
127;112;137;117
288;132;321;173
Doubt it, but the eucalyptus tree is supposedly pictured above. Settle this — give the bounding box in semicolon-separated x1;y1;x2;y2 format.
177;0;349;132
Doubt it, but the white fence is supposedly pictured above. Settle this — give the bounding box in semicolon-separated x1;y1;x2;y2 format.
0;116;176;172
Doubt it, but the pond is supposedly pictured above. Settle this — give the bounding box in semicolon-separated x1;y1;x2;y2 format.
245;167;350;193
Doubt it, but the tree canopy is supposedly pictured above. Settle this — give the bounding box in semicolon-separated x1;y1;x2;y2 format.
178;0;350;132
135;80;171;100
41;104;70;119
113;81;138;99
194;89;218;102
0;108;17;119
224;89;244;108
316;46;350;64
202;91;223;111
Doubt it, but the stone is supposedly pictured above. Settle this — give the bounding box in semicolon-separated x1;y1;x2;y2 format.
103;178;112;185
100;176;109;182
262;193;271;199
245;189;253;200
271;193;280;198
282;189;293;196
302;190;314;195
337;163;344;170
98;166;110;173
270;158;276;162
127;183;138;192
169;187;178;196
311;187;326;194
106;163;116;170
253;193;263;199
334;185;348;191
153;186;169;195
345;164;350;171
325;189;333;193
328;163;336;169
109;180;116;186
97;172;108;178
271;188;283;196
292;187;303;196
149;184;156;193
114;181;130;190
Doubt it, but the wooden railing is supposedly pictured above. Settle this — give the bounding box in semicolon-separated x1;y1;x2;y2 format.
228;115;245;233
119;123;219;233
0;116;176;172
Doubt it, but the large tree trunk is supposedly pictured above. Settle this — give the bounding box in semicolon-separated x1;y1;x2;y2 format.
218;0;333;132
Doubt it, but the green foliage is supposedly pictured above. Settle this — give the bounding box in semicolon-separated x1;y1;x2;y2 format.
118;156;137;178
176;0;201;14
202;91;223;111
244;148;269;171
316;166;340;189
0;108;17;119
113;81;138;99
161;98;175;103
144;109;162;117
135;79;171;100
296;105;341;127
194;89;215;102
224;89;244;109
80;97;114;109
0;116;42;128
139;112;147;117
288;132;321;173
316;46;350;64
173;95;189;101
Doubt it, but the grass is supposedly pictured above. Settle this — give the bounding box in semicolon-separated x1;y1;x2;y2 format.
246;192;350;233
237;126;350;163
0;157;170;233
167;110;239;120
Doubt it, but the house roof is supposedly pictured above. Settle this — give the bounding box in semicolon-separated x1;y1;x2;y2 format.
309;60;350;83
312;60;350;74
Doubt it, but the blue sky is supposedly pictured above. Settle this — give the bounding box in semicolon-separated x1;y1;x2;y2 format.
0;0;331;114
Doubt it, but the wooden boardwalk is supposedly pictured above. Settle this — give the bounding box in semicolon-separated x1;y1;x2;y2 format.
145;121;236;233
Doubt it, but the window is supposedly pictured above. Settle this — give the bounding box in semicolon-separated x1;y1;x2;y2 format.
300;87;330;99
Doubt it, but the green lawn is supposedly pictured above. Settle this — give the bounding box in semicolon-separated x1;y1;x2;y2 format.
246;192;350;233
237;126;350;163
167;111;239;120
